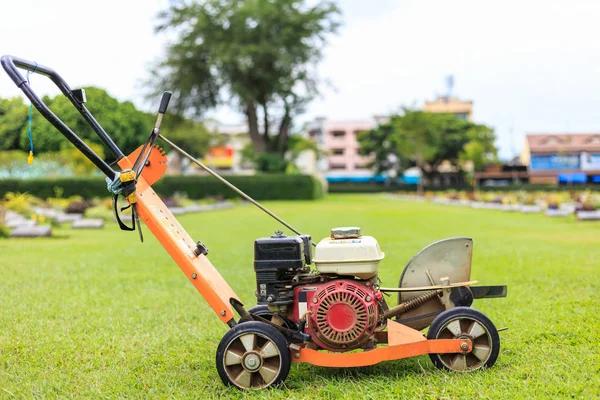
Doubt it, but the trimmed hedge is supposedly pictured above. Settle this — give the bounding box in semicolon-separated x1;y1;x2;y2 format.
329;182;600;193
0;174;324;200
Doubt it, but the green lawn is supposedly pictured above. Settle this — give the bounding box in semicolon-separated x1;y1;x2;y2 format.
1;194;599;399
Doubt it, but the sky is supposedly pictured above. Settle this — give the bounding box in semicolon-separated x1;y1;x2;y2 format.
2;0;600;160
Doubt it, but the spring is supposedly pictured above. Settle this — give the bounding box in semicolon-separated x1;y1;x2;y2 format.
383;290;441;319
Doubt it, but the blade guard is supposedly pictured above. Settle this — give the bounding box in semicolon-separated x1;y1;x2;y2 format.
396;237;473;330
128;144;168;186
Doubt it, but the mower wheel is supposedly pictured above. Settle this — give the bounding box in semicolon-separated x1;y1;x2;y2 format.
427;306;500;372
216;321;291;390
240;305;298;330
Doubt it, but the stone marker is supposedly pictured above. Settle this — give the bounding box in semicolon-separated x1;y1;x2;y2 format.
521;205;542;213
54;213;83;223
215;202;234;209
168;207;186;215
4;210;21;220
546;209;571;217
483;203;503;210
432;198;451;204
577;210;600;220
33;207;59;218
560;204;576;213
182;204;206;213
72;219;105;229
10;225;52;238
6;218;36;229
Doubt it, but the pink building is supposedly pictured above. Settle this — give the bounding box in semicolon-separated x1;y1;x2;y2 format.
306;117;387;178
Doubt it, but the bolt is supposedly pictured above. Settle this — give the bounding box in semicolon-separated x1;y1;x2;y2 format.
460;342;469;351
294;353;300;359
365;281;371;286
191;273;197;279
220;310;226;316
465;243;469;248
267;296;274;302
365;296;372;302
312;298;318;304
247;358;256;367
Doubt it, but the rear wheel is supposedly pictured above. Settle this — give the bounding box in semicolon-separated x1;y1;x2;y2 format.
427;307;500;371
216;321;291;390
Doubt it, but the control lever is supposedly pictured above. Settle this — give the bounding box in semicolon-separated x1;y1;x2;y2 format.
133;91;172;177
117;91;172;242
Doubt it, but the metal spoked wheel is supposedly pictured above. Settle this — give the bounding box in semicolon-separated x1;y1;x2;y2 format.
216;321;291;390
427;306;500;372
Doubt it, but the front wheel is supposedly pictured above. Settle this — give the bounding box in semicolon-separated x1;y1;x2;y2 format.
216;321;291;390
427;306;500;371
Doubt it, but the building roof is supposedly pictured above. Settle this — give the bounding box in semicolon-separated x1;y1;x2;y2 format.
526;133;600;154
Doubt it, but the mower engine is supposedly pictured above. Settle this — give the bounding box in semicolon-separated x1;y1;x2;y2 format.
254;227;386;352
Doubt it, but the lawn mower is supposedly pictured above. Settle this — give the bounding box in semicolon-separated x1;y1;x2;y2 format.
1;55;507;390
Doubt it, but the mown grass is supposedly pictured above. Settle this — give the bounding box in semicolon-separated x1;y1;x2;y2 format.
1;194;599;399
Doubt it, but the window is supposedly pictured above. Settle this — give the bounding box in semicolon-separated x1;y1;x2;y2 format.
332;149;344;155
331;130;346;137
329;164;346;170
588;136;600;144
354;164;369;170
455;113;468;120
544;137;563;145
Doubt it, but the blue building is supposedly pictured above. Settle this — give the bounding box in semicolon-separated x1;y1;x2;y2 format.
522;134;600;184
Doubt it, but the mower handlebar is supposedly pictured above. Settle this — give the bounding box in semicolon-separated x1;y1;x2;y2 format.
158;91;172;114
0;55;125;180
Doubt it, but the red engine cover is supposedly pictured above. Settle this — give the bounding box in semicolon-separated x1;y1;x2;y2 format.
293;280;378;351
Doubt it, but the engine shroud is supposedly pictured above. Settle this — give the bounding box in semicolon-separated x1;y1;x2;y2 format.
294;280;378;351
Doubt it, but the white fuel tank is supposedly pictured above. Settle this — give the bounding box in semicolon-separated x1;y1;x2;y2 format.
313;227;384;279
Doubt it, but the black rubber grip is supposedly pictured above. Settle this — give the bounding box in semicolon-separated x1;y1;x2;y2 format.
158;91;172;114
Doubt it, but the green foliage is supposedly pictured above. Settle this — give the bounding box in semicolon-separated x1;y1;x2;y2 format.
459;140;487;172
241;134;321;172
151;0;340;164
0;222;8;238
0;175;324;200
0;88;151;157
0;97;29;151
0;144;104;179
157;114;213;158
30;87;151;156
2;191;36;215
358;109;498;177
84;205;114;221
0;206;8;238
330;183;600;193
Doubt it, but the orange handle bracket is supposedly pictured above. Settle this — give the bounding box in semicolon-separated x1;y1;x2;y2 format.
118;149;241;326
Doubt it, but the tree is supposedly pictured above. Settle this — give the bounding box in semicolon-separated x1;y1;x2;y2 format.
358;109;497;192
157;113;213;158
29;87;152;158
0;97;28;151
150;0;340;171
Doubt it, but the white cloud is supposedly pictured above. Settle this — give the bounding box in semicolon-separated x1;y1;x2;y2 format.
2;0;600;159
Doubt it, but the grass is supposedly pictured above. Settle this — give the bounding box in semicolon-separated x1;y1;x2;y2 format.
1;193;599;399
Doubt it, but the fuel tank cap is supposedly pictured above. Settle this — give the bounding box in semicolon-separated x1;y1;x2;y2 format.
330;227;361;239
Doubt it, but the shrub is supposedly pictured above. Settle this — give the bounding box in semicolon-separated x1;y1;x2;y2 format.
0;223;9;238
66;200;94;214
3;191;36;215
84;206;114;221
0;174;324;201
